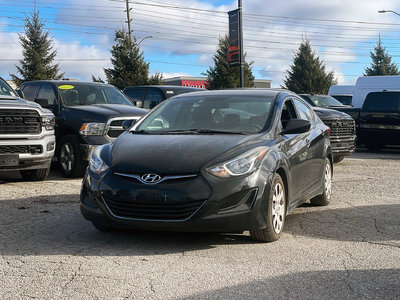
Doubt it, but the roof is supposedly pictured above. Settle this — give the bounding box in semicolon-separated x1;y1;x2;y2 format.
123;85;204;92
171;88;288;98
22;80;112;87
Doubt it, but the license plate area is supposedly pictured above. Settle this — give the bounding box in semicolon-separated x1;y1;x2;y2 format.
0;155;19;167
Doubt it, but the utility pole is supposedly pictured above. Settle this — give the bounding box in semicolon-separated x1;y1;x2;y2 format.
238;0;244;88
125;0;133;46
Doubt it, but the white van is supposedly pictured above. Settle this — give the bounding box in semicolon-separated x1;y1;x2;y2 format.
351;76;400;108
328;85;354;105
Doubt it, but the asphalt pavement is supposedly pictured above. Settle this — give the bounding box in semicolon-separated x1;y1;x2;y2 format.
0;151;399;299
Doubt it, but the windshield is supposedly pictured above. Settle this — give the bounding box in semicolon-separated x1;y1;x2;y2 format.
331;95;352;105
307;95;345;107
0;78;17;97
57;84;133;106
135;94;274;134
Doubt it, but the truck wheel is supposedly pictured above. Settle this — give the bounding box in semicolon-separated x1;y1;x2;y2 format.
310;158;332;206
250;174;286;243
58;135;86;178
20;168;50;181
333;156;345;163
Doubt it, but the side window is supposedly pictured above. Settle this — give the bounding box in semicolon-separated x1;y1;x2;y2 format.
37;84;57;105
125;89;145;101
280;99;297;128
293;98;314;122
21;83;40;101
143;90;164;109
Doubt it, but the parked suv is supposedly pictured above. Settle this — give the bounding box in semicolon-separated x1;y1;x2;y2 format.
0;77;55;181
123;85;204;109
300;94;356;162
20;81;147;177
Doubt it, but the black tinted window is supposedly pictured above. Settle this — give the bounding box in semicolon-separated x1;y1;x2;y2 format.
124;89;146;101
363;92;400;112
21;83;40;101
332;95;352;105
143;90;164;109
37;84;56;105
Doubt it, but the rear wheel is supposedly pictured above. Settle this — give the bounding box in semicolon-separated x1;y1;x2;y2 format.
310;158;332;206
333;156;345;163
250;174;286;243
58;135;86;178
20;168;50;181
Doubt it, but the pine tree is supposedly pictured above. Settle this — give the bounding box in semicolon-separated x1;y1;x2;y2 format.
364;37;400;76
91;75;104;83
10;11;64;87
204;35;254;89
104;30;151;90
283;39;337;94
148;72;163;85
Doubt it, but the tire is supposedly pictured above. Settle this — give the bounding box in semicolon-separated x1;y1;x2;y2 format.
250;174;286;243
92;222;114;232
20;168;50;181
333;156;345;163
310;157;332;206
58;135;86;178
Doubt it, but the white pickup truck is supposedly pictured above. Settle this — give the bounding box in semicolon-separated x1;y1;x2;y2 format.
0;77;55;181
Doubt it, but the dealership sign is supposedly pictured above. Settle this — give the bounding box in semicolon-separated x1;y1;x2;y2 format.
228;9;240;66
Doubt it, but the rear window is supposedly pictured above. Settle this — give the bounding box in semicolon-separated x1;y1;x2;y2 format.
363;92;400;112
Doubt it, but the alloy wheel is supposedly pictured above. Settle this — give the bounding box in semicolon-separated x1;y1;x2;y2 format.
60;142;74;173
325;162;332;200
271;182;285;234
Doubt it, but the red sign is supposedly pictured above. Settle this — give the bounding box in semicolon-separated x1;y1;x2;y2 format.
181;80;207;89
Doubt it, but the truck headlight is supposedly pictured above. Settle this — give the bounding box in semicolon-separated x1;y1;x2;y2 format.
79;123;106;136
89;145;109;174
42;115;55;130
206;147;268;178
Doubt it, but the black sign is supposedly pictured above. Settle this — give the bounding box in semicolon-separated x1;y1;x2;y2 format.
228;9;240;66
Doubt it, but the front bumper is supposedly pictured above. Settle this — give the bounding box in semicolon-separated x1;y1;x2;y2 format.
330;135;356;157
80;168;272;232
0;134;55;171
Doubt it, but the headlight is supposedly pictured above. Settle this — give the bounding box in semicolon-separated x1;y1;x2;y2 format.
79;123;106;136
206;147;268;178
89;145;109;174
42;115;55;130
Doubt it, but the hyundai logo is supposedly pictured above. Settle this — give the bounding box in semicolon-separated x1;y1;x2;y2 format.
141;173;162;184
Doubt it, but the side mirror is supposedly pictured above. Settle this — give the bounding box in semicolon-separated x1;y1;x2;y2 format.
15;89;25;99
122;119;136;130
34;98;51;108
281;119;311;135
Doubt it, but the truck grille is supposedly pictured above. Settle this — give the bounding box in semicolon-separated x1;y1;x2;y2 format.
0;145;42;154
102;195;205;221
0;109;41;135
106;118;139;139
324;119;355;137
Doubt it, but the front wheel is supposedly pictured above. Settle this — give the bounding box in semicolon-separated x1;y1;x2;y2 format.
250;174;286;243
20;168;50;181
310;158;332;206
58;135;86;178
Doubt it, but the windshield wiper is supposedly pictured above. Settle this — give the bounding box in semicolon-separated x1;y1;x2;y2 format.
131;130;151;134
155;129;247;135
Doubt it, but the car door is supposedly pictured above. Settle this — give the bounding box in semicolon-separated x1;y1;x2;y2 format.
292;97;326;191
279;98;312;200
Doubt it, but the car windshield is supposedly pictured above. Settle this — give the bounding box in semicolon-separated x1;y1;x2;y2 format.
0;78;17;97
331;95;352;106
308;95;345;107
57;83;133;106
135;94;274;134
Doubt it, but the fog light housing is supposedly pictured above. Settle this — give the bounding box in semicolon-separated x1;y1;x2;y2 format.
47;141;55;151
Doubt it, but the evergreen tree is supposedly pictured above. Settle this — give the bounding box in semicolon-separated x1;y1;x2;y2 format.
364;37;400;76
10;11;64;87
283;39;337;94
104;30;151;89
91;75;104;83
148;72;163;85
204;35;254;89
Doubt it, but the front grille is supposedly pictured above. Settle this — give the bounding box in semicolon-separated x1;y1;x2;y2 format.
0;109;41;135
103;195;205;221
106;118;138;139
324;119;355;137
0;145;43;154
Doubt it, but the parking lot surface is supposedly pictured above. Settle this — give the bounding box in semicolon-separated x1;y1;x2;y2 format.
1;151;399;299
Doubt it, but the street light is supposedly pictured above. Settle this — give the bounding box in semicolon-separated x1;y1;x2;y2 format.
137;35;153;46
378;10;400;17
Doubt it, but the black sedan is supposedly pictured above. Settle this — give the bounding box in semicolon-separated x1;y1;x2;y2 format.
80;89;333;242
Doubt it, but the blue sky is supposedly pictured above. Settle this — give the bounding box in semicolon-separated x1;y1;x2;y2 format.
1;0;400;87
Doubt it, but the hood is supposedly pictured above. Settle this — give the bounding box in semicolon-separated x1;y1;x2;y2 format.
66;104;148;122
312;107;352;120
0;96;53;115
111;133;256;174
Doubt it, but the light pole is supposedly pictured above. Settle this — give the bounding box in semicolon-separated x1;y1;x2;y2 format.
378;10;400;17
137;35;153;46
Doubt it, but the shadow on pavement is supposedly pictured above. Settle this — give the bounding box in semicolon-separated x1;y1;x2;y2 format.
178;269;400;299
